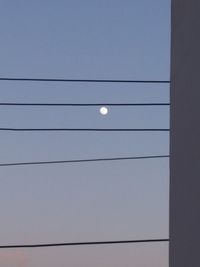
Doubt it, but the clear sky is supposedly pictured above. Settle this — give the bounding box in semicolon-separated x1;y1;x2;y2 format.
0;0;170;266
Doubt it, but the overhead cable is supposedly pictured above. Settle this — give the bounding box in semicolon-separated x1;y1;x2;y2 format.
0;155;169;167
0;128;170;132
0;238;169;249
0;77;170;83
0;102;170;107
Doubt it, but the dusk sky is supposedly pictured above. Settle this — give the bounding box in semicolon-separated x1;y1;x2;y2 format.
0;0;170;266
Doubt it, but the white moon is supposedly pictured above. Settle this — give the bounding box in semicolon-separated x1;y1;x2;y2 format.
100;106;108;115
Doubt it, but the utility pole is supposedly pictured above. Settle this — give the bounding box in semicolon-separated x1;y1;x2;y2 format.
170;1;200;266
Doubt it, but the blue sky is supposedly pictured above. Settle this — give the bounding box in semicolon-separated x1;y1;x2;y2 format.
0;1;170;266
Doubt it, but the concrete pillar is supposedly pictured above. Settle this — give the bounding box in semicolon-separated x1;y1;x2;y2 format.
170;1;200;266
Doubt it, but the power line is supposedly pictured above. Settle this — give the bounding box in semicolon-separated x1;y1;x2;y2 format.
0;238;169;249
0;77;170;83
0;102;170;107
0;128;170;132
0;155;169;167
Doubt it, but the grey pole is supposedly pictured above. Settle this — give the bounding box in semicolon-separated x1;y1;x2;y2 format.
170;1;200;266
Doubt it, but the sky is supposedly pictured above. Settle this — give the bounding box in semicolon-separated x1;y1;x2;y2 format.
0;0;170;266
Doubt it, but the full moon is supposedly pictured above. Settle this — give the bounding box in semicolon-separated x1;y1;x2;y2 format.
100;106;108;115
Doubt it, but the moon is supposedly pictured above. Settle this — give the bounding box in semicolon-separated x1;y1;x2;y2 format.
100;106;108;115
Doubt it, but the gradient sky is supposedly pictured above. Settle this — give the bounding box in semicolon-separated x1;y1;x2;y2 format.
0;0;170;266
